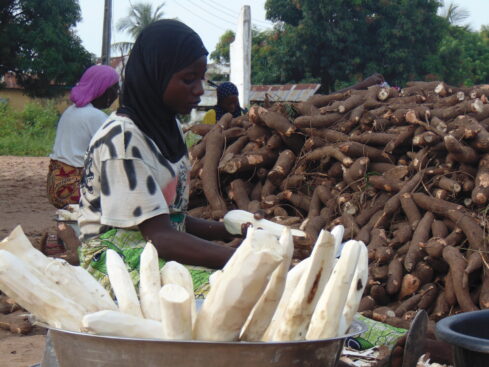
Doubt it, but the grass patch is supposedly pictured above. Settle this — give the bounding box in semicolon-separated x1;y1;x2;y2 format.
0;101;59;156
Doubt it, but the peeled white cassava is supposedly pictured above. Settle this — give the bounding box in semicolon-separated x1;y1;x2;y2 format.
339;242;368;336
139;242;161;320
193;228;283;341
268;230;336;341
160;261;196;324
82;310;162;339
0;250;85;331
223;210;306;238
306;240;365;340
240;227;294;341
261;257;311;342
159;284;193;340
0;226;116;313
106;249;143;318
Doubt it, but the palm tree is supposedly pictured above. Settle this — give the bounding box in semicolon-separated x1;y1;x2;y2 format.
112;2;166;55
439;0;470;28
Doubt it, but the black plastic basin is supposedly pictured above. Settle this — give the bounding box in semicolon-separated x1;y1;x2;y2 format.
436;309;489;367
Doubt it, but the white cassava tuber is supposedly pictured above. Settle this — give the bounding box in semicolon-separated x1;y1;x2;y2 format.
261;257;311;341
160;261;196;324
223;210;306;237
139;242;161;320
240;227;294;341
1;225;116;313
106;249;143;318
339;242;368;335
193;228;283;341
306;240;365;340
82;310;162;339
159;284;193;340
0;250;85;331
269;230;336;341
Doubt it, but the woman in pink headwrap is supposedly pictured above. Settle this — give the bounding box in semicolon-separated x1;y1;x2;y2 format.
47;65;120;209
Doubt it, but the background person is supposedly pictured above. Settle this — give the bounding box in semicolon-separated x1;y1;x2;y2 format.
202;81;244;124
47;65;120;209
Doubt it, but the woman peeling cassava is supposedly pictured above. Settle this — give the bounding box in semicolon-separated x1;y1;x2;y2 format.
77;20;238;297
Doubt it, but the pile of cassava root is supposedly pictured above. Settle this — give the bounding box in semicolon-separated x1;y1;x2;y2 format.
187;80;489;330
0;224;368;343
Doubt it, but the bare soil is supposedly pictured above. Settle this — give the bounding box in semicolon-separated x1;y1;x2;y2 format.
0;156;56;366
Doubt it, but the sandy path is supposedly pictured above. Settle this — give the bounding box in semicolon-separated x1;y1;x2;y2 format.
0;156;56;366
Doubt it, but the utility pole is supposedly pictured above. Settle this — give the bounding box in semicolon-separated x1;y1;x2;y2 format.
101;0;112;65
230;5;252;109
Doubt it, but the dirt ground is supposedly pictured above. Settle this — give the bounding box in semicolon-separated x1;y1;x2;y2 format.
0;156;56;367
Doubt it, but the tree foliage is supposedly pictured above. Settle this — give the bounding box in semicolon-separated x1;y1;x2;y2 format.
427;26;489;86
113;2;166;55
259;0;447;91
210;30;235;64
0;0;93;97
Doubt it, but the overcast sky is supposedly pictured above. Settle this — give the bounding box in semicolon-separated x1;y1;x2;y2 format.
76;0;489;58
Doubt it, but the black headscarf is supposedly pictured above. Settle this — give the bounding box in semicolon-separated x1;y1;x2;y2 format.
118;20;208;163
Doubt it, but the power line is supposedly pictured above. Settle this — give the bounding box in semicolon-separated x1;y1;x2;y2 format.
185;0;241;28
172;1;229;32
202;0;272;26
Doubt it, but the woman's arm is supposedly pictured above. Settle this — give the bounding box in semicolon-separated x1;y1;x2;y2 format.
185;215;235;242
139;214;234;269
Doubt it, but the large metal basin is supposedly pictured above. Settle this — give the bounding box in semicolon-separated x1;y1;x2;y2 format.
49;320;365;367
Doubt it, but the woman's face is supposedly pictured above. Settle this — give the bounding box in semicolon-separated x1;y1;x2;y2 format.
163;55;207;115
219;95;240;114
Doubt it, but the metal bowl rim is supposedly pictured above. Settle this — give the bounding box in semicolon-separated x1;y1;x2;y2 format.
49;319;366;346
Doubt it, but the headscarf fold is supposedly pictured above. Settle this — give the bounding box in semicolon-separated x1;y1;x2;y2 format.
215;81;241;121
118;19;208;163
70;65;119;107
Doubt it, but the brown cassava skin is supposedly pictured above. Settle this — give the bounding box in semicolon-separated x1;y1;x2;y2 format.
305;145;353;167
444;135;479;164
221;149;278;174
267;149;296;186
202;126;227;218
389;223;413;248
294;113;342;128
293;101;320;116
306;90;351;108
280;190;311;212
412;261;434;286
431;220;449;238
386;256;403;295
404;211;434;272
350;131;396;145
400;193;422;230
355;193;390;227
343;157;369;190
421;237;447;258
399;274;421;300
412;193;484;255
432;291;450;321
228;179;250;210
368;175;403;193
338;141;394;163
358;295;376;312
395;293;422;317
443;246;478;312
472;153;489;205
370;284;390;306
258;108;296;136
480;269;489;309
384;125;417;154
190;123;214;136
418;283;438;310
